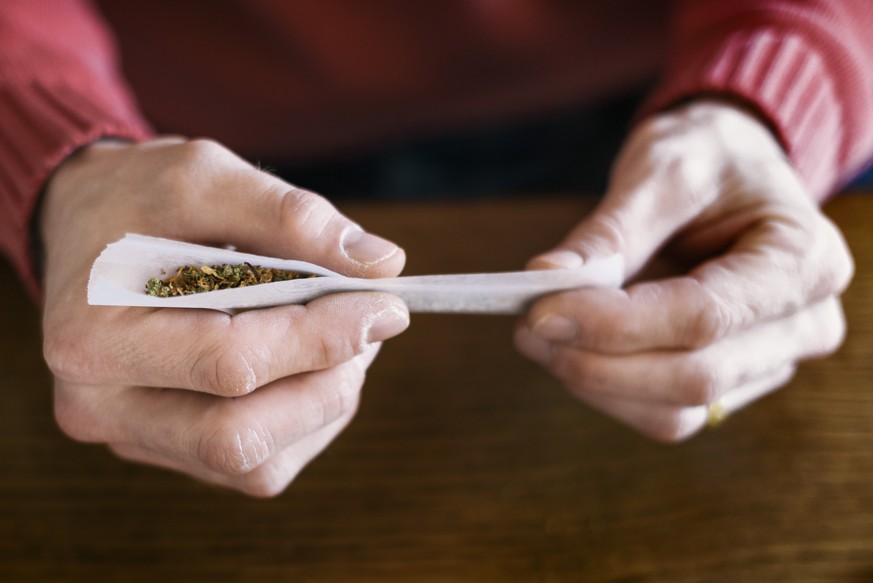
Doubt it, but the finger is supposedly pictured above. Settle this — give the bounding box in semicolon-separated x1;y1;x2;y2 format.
152;139;405;278
56;347;377;477
573;365;796;443
109;406;357;497
517;297;845;406
46;292;408;395
525;117;720;278
525;209;853;353
526;102;799;278
527;176;691;278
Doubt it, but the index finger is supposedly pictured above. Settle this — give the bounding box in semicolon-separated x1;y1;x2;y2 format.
525;206;853;354
45;291;410;396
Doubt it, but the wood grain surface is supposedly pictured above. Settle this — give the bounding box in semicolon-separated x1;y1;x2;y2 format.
1;194;872;582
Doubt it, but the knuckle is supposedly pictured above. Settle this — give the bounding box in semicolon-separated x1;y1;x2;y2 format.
579;214;627;261
647;145;718;209
314;328;363;370
279;187;340;239
652;144;691;179
621;116;684;165
155;139;232;200
180;138;226;162
555;351;608;395
153;159;197;205
685;284;734;349
314;366;363;427
43;324;95;384
197;414;274;476
191;340;257;396
777;212;853;299
676;357;722;406
53;384;101;443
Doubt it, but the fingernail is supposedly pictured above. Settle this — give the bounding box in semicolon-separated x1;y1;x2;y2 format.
342;228;400;265
530;250;583;270
514;327;553;364
532;314;577;342
366;305;410;343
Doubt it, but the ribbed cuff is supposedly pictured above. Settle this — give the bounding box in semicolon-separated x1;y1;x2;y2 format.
641;27;844;201
0;79;152;300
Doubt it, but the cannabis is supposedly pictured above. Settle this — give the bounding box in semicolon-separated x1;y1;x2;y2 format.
145;263;317;297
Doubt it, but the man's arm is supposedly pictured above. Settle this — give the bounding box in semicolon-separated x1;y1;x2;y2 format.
0;0;152;297
644;0;873;198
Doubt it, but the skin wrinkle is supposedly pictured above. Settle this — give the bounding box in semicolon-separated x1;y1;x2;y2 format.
214;318;259;395
247;340;281;391
188;338;234;396
276;186;310;243
204;407;360;497
304;366;359;431
286;187;333;241
233;425;273;474
236;348;258;394
253;182;289;239
316;332;343;372
580;212;628;267
683;275;738;349
196;413;245;475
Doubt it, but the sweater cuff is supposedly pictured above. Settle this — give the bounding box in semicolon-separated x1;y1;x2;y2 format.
641;27;844;202
0;79;152;300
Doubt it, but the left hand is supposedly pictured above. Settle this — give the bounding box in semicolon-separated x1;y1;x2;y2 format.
514;100;854;441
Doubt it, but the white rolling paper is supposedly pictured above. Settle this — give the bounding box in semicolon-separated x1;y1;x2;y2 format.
88;234;624;314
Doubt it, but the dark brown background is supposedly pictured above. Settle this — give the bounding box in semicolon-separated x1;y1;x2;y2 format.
2;195;872;582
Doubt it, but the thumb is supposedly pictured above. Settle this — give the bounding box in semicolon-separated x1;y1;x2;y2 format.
528;184;693;280
167;140;406;279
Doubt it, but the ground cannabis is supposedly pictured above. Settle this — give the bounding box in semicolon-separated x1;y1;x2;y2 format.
145;263;317;297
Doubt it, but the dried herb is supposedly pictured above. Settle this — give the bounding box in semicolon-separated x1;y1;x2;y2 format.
145;263;317;297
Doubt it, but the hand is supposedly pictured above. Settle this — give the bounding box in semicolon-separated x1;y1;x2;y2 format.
515;101;854;441
41;138;409;496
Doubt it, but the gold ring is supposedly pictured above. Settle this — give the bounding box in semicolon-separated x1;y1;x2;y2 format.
706;400;728;428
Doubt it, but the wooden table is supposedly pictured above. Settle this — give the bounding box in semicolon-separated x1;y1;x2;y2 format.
2;194;872;582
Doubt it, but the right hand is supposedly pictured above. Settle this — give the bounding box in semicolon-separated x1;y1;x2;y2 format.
40;137;409;496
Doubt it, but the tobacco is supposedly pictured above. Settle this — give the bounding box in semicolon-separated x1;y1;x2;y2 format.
145;263;317;297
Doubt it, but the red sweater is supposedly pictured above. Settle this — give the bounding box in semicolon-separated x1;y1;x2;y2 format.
2;1;873;297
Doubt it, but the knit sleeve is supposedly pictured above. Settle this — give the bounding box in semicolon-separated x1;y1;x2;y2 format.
0;0;153;298
642;0;873;201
